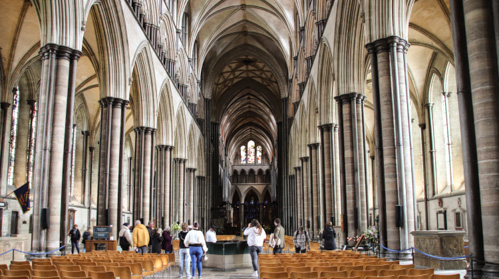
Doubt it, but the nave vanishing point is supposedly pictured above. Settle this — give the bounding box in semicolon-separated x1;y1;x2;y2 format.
0;0;498;278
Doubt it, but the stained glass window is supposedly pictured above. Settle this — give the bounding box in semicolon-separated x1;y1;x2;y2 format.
256;146;262;164
27;101;37;187
248;140;255;164
240;145;246;164
7;88;19;186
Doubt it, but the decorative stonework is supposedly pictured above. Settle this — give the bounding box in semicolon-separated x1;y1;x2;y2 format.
411;230;467;270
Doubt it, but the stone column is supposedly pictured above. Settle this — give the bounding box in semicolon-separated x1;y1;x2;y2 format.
142;128;155;225
335;93;368;239
319;124;334;226
300;157;310;230
366;37;416;258
164;146;173;227
88;146;95;229
31;44;81;251
195;175;202;222
0;102;10;194
462;0;499;273
155;145;165;228
80;131;89;206
133;127;145;222
419;124;430;230
308;143;321;237
96;98;128;238
176;159;187;222
172;158;180;223
294;167;302;226
449;0;484;273
425;103;437;196
133;126;155;225
187;168;196;223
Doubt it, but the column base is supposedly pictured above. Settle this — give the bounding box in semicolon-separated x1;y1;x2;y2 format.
380;251;413;261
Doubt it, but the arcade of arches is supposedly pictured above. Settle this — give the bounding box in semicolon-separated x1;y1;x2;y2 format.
0;0;498;277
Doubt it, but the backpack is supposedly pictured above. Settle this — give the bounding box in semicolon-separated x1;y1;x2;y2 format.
120;236;130;247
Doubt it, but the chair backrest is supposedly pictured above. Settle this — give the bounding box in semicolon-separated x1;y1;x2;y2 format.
58;265;81;271
286;266;312;273
32;270;59;277
400;275;433;279
82;265;106;275
120;263;143;277
88;271;116;279
0;275;30;279
320;271;349;278
288;271;319;278
365;264;391;273
430;274;460;279
339;265;364;273
380;269;408;278
312;266;338;273
351;269;378;279
259;271;288;279
105;266;131;279
60;270;87;278
10;262;30;266
32;276;60;279
260;266;285;273
393;265;415;270
8;267;31;273
0;265;8;272
33;265;57;271
366;275;396;279
408;269;435;276
32;259;52;264
2;271;30;277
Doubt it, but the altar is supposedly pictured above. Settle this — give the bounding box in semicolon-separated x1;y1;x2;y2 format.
203;241;252;270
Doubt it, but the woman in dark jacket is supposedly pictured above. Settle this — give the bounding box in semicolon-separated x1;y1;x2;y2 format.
321;221;337;250
161;227;173;253
151;228;164;254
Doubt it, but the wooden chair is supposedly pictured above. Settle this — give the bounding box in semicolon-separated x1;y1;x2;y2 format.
283;263;305;268
60;270;87;278
134;261;154;276
401;275;434;279
105;266;131;279
2;270;31;278
10;262;30;266
430;274;460;279
32;265;57;271
288;271;319;278
57;265;81;272
330;276;360;279
259;271;288;279
259;267;285;273
0;265;8;272
392;264;415;271
350;269;378;279
366;275;396;279
88;271;115;279
319;271;349;278
81;266;106;276
285;266;312;273
380;268;408;278
365;264;391;274
32;270;59;277
32;276;59;279
339;265;363;274
0;275;30;279
32;260;52;265
408;268;435;279
120;263;143;279
312;266;338;273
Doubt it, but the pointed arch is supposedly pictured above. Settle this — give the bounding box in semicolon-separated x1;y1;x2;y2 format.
156;80;175;145
173;105;188;158
307;79;319;143
317;39;335;125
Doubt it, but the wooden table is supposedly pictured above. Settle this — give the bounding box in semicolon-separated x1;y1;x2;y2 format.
85;240;117;252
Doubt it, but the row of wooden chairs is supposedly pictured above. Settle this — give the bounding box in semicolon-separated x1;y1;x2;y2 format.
260;267;438;279
260;273;459;279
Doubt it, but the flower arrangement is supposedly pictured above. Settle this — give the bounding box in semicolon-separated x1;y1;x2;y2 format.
364;226;378;246
171;222;180;238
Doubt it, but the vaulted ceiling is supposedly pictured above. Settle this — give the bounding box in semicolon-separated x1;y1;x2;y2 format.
190;0;297;165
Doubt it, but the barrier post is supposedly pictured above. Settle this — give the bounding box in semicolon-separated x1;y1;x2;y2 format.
12;249;15;261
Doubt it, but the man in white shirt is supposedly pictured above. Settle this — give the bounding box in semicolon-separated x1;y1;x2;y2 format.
205;226;217;243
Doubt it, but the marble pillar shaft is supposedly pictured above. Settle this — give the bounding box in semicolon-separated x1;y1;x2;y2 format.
81;131;89;206
366;37;416;252
462;0;499;267
319;124;334;225
155;146;165;227
295;167;302;226
164;146;173;226
142;128;155;225
31;44;81;251
300;157;309;229
133;127;145;222
308;143;321;237
335;93;368;237
449;0;484;266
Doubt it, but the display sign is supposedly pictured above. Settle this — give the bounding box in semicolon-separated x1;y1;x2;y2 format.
93;226;112;240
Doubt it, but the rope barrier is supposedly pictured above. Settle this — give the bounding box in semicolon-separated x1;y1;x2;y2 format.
379;244;470;260
0;246;66;257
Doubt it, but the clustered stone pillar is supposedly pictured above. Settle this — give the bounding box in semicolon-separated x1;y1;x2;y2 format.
335;93;368;240
196;176;205;228
450;0;499;275
294;166;302;226
308;143;321;237
80;131;90;206
155;145;173;228
300;157;310;231
366;37;416;259
178;159;186;222
133;127;155;226
31;44;81;251
319;124;335;226
96;97;128;239
186;168;196;223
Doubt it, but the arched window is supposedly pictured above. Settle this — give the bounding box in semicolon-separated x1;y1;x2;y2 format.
248;140;255;164
240;145;246;164
256;146;262;164
7;88;19;186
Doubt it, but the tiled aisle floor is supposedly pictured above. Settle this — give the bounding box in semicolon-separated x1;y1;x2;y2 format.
167;267;255;279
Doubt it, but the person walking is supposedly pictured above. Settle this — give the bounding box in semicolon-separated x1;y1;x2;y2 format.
162;227;173;254
82;227;91;253
132;220;150;254
205;226;217;243
244;219;266;277
151;228;164;254
178;223;192;278
272;218;285;254
293;226;310;253
321;221;337;250
119;223;133;251
184;222;208;278
69;224;81;254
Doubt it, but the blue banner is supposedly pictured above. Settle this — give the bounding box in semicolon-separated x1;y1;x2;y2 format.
14;182;30;214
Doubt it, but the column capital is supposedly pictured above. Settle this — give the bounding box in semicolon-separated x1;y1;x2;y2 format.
333;123;339;131
419;124;426;130
27;100;36;106
145;127;157;134
81;131;90;136
308;143;320;149
318;123;333;131
365;36;409;54
134;126;146;134
89;146;95;152
186;168;197;172
294;166;301;171
39;43;82;61
1;102;10;110
300;156;309;162
425;103;434;109
334;92;366;103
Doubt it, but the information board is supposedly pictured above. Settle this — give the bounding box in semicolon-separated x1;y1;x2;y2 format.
93;226;112;240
